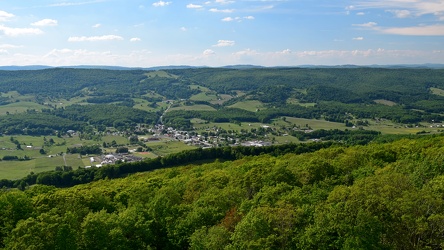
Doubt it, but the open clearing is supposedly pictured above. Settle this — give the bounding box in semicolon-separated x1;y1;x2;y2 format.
189;92;218;102
228;100;264;112
0;102;47;115
430;87;444;96
275;117;346;130
146;141;197;156
374;99;397;106
169;104;216;111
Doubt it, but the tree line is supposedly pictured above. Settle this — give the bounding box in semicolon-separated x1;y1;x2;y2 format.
0;142;334;189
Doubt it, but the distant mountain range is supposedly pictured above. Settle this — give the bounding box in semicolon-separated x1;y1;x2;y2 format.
0;64;443;71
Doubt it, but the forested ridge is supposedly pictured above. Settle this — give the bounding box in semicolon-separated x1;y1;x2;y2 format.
0;67;444;136
1;135;444;249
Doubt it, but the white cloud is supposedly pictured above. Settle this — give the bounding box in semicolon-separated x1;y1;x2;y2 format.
216;0;235;4
3;48;444;68
0;25;44;37
203;49;215;56
258;5;274;11
356;12;365;15
180;27;187;31
43;49;119;65
280;49;292;54
224;48;444;67
0;44;22;49
68;35;124;42
92;23;102;28
130;37;141;42
0;49;9;55
356;1;444;18
0;10;14;22
187;4;203;9
221;16;254;22
31;19;58;27
379;24;444;36
222;17;235;22
353;37;364;40
353;22;378;28
49;1;106;7
388;9;411;18
153;1;171;7
213;40;235;47
209;8;234;13
232;48;259;58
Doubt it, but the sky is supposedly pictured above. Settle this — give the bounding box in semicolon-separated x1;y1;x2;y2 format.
0;0;443;67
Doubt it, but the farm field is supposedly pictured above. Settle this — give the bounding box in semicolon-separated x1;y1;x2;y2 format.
146;140;197;156
430;87;444;96
189;92;218;102
274;117;347;130
169;104;216;111
374;99;398;106
0;102;47;115
0;160;37;180
0;134;136;179
228;100;264;112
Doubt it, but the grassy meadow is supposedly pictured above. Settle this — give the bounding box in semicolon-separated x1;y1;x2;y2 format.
228;100;264;112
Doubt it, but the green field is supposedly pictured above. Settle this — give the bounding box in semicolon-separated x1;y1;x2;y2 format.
145;71;178;79
35;156;65;169
0;102;48;115
374;99;397;106
0;135;132;179
146;140;197;156
210;94;233;105
430;87;444;96
189;85;211;92
0;153;97;180
189;92;218;102
0;154;65;180
367;120;441;134
169;104;216;111
286;98;316;107
275;117;346;130
228;100;264;112
0;160;38;180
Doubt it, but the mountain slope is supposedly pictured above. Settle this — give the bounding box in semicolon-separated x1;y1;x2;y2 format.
2;135;444;249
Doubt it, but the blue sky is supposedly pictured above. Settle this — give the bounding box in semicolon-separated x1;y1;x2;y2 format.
0;0;443;67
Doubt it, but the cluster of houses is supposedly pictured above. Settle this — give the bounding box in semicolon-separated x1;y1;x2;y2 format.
144;124;274;149
86;153;142;168
240;141;272;147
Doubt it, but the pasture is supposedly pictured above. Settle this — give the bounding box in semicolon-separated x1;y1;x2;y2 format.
169;104;216;111
228;100;264;112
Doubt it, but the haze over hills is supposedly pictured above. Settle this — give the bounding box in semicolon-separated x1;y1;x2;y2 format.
1;64;444;71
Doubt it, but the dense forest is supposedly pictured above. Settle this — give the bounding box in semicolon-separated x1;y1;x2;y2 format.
0;105;159;135
1;135;444;249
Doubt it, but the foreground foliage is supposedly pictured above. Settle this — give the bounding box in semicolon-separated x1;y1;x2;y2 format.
1;135;444;249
